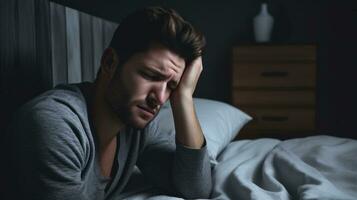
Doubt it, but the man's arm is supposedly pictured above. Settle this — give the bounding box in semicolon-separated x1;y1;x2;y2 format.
137;116;212;199
170;57;212;197
170;57;205;149
137;57;212;199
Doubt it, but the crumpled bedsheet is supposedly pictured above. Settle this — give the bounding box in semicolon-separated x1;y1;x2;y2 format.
120;135;357;200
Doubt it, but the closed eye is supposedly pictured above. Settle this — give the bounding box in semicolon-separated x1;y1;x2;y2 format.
140;67;171;80
140;71;160;81
139;68;178;90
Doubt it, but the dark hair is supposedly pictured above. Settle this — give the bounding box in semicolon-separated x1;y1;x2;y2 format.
109;6;206;66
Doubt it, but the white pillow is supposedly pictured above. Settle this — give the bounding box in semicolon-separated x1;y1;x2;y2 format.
150;98;252;159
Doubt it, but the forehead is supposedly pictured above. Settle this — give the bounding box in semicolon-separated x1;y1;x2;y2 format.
137;44;186;75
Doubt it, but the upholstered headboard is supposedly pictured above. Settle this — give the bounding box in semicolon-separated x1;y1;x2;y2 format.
1;0;118;115
50;2;118;86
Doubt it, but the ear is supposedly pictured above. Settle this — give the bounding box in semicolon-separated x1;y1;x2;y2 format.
100;47;119;80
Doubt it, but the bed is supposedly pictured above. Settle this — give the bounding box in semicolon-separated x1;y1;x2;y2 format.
115;99;357;200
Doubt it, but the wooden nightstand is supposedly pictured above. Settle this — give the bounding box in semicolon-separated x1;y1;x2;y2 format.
232;44;316;139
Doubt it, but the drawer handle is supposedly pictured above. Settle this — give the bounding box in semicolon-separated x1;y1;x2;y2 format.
261;71;288;77
261;116;289;122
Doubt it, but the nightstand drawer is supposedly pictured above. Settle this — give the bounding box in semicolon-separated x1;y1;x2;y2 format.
232;90;315;106
242;108;315;131
232;63;316;88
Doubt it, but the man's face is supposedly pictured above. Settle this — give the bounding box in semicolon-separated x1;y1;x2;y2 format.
105;44;185;129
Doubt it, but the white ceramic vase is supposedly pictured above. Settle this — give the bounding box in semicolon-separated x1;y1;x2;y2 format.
253;3;274;42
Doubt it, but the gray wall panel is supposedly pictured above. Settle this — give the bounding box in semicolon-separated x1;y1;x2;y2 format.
79;12;94;82
92;17;104;76
65;7;82;83
50;2;67;86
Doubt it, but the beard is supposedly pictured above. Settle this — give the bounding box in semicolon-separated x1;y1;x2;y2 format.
106;89;144;129
104;75;157;129
111;99;159;129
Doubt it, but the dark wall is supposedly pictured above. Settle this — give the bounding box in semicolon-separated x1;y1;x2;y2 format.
51;0;357;138
1;0;53;197
0;0;52;130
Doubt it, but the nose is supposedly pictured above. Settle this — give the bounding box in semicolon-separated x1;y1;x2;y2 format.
149;82;169;107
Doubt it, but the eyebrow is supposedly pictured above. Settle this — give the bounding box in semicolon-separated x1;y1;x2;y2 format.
145;66;169;79
144;66;179;87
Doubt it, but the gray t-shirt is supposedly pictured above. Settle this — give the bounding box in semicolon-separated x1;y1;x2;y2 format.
8;83;212;200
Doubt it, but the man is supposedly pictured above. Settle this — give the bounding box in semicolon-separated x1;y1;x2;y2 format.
8;6;212;200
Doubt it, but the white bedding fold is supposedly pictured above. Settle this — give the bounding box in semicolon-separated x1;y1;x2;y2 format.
212;135;357;200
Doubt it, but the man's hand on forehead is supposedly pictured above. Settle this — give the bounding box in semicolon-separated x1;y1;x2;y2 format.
170;56;203;100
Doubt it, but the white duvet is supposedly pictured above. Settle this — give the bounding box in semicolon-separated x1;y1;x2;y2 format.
121;135;357;200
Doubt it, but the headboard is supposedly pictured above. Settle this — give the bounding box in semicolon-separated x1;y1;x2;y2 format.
1;0;119;124
50;2;118;86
